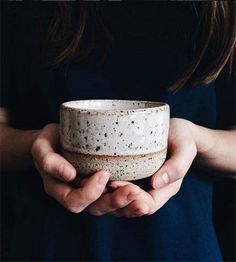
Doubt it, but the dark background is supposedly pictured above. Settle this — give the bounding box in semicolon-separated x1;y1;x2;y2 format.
1;2;236;261
214;65;236;261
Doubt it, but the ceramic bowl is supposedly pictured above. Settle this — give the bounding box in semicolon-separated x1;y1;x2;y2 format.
59;100;169;181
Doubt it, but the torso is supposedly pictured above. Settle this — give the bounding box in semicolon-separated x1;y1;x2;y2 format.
2;2;222;261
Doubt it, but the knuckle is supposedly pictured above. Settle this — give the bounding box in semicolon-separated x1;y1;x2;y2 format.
132;185;141;194
41;153;53;173
147;208;156;216
56;167;68;181
133;204;149;216
188;142;197;156
87;209;103;217
64;193;88;214
45;123;58;132
168;162;184;181
126;185;140;196
172;188;180;196
43;182;52;197
65;203;83;214
172;182;182;195
31;138;42;156
85;191;100;203
111;196;123;208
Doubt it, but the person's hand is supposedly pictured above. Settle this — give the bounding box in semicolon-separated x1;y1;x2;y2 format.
31;123;110;213
151;118;197;188
31;124;149;215
86;118;197;217
32;118;197;217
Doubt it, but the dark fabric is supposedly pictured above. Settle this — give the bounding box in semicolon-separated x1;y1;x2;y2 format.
2;2;234;261
213;62;236;262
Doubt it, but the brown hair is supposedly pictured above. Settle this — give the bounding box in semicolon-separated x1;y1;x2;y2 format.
46;2;236;90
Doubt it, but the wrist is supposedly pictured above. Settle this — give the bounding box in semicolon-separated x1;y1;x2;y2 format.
188;121;216;156
17;129;41;164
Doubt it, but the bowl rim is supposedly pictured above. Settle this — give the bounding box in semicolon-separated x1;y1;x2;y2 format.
60;99;169;115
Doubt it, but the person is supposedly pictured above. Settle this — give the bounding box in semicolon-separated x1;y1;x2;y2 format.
1;1;235;261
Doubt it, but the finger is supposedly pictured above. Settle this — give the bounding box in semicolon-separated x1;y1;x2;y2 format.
112;179;182;218
72;176;88;187
151;139;197;189
111;200;150;218
32;124;76;182
32;123;59;153
44;170;110;213
148;179;183;210
86;184;141;216
73;176;108;194
111;189;154;218
108;180;132;190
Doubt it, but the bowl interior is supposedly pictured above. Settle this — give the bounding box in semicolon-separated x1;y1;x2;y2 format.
62;100;166;111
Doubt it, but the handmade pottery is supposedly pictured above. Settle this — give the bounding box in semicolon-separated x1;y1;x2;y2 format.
60;100;169;181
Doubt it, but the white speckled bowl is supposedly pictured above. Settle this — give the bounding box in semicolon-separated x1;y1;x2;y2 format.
59;100;169;181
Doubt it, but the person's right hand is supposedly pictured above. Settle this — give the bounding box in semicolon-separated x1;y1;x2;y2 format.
31;123;110;213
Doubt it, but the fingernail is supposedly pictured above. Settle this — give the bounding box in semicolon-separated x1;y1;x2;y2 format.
98;172;110;186
155;172;169;188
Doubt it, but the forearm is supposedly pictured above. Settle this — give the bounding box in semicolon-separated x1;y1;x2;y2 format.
0;124;40;171
190;122;236;175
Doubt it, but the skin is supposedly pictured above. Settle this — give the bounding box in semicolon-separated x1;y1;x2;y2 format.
0;107;236;217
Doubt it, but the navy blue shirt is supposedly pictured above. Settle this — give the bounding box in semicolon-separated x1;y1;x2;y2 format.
2;2;233;261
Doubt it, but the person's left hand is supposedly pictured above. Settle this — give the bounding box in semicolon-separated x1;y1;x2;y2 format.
85;118;198;217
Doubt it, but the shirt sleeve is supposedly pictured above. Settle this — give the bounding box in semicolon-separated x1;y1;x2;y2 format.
215;58;236;129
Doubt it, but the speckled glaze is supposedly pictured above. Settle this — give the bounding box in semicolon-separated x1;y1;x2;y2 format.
59;100;169;181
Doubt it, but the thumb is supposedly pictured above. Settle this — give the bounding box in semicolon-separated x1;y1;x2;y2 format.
151;139;197;189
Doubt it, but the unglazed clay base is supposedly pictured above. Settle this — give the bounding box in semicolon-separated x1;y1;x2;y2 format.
62;148;167;181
